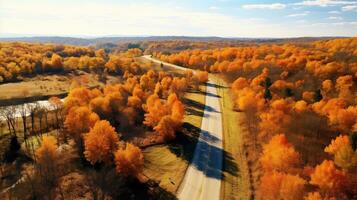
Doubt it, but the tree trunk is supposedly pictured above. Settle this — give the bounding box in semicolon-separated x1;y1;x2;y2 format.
45;112;49;131
22;116;27;143
8;118;16;136
39;118;43;135
31;112;35;135
6;119;12;135
55;112;59;129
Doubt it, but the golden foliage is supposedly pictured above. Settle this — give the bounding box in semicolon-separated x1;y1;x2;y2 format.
64;106;99;140
36;135;58;165
257;171;306;200
260;134;300;172
84;120;119;165
114;143;144;177
310;160;348;192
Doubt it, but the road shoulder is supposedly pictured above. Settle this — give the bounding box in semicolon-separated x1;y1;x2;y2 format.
211;75;252;200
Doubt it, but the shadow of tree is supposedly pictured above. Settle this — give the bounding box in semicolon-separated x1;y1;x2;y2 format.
206;82;227;89
85;168;177;200
185;107;205;117
187;89;206;96
206;92;222;98
183;97;205;111
222;151;239;177
169;122;239;180
183;98;220;114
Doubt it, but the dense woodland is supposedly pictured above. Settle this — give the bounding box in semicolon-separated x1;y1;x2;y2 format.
0;42;145;83
155;38;357;200
0;42;208;199
0;38;356;199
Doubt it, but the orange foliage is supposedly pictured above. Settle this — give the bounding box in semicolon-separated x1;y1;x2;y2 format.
64;106;99;140
84;120;120;165
303;91;315;103
304;192;336;200
114;143;144;177
50;53;63;71
154;116;176;140
335;75;354;102
143;94;169;127
257;171;306;200
235;87;265;111
322;80;333;93
232;77;249;91
310;160;348;192
153;38;357;199
36;135;58;165
260;134;300;172
195;71;209;83
324;135;350;155
294;100;308;113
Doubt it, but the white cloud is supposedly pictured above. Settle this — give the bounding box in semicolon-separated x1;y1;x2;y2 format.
328;16;343;20
311;21;357;26
296;20;307;23
294;0;357;7
328;10;341;14
287;11;310;17
209;6;220;10
242;3;286;10
0;1;356;38
0;1;294;37
342;5;357;11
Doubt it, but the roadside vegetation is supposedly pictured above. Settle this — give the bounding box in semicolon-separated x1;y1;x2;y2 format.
0;42;209;199
1;37;356;200
154;38;357;200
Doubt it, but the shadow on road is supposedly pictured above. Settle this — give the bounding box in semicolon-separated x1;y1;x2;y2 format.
170;122;239;180
206;82;227;89
206;92;222;98
185;107;205;117
183;98;220;114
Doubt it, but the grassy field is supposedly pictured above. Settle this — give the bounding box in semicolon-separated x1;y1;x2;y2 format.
0;72;104;106
211;75;252;200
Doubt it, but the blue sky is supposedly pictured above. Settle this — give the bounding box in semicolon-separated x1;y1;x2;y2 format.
0;0;356;37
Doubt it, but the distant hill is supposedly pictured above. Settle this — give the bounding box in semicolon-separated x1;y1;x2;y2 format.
0;36;344;46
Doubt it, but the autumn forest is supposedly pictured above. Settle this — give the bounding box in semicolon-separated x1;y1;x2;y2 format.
0;37;356;200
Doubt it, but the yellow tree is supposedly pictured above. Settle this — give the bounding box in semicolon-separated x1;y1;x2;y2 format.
35;135;59;186
310;160;348;193
154;116;176;141
257;171;306;200
325;135;357;171
64;106;99;143
260;134;300;172
143;94;169;127
84;120;119;165
195;71;209;83
50;53;63;71
114;143;144;177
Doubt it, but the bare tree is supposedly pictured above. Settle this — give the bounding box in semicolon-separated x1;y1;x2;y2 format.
49;97;64;129
19;104;28;143
43;106;49;132
36;104;45;135
0;106;17;136
26;103;37;135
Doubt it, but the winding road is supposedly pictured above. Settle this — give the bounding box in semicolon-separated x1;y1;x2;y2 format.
142;55;223;200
